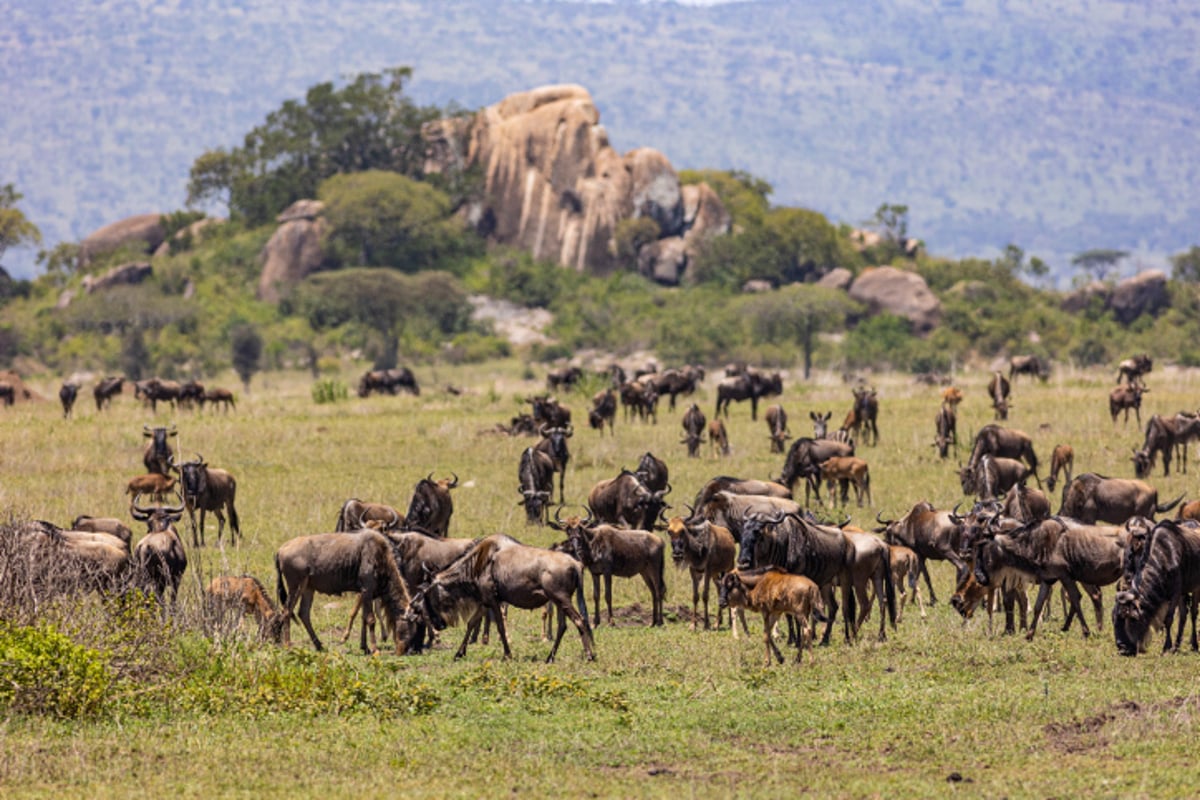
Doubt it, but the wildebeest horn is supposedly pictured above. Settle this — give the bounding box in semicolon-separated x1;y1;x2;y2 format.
448;472;459;488
554;506;566;524
539;424;549;437
684;503;696;520
426;471;435;482
875;510;892;526
142;424;152;436
129;493;152;521
564;424;574;437
168;423;177;436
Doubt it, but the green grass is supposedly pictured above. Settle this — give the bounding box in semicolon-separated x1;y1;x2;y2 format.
3;360;1200;798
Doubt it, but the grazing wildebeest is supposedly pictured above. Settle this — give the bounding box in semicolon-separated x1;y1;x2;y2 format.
1109;381;1147;425
847;387;879;446
966;424;1039;483
634;451;669;494
358;367;420;397
960;455;1033;502
778;437;855;506
987;371;1011;420
588;388;616;435
411;533;596;662
619;379;658;423
93;376;125;410
1116;353;1152;385
765;405;790;453
275;531;419;655
719;569;824;665
681;403;706;458
1002;483;1050;523
59;382;78;418
129;494;189;608
142;424;177;476
972;516;1125;640
178;380;205;410
206;575;284;641
177;453;240;547
876;502;967;606
714;369;781;421
690;476;792;511
517;447;556;526
665;515;741;633
1114;519;1200;655
403;473;458;536
1046;443;1074;493
200;387;236;412
934;404;957;459
135;378;182;413
587;470;670;531
528;395;572;428
1060;473;1183;526
1008;354;1048;382
534;424;573;504
334;499;403;532
651;366;704;411
708;418;730;457
546;366;583;392
557;516;666;627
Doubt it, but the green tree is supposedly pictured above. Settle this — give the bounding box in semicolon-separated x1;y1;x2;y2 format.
870;203;909;245
187;67;444;225
1071;248;1128;281
317;170;477;272
678;169;771;228
1171;246;1200;282
230;323;263;392
0;184;42;268
741;284;858;378
998;243;1050;283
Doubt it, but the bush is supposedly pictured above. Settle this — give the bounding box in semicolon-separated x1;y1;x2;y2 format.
312;379;349;404
0;621;113;719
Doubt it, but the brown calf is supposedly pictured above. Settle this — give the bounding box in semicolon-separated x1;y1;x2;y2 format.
126;473;177;503
719;569;824;665
888;544;923;622
708;419;730;457
1046;443;1074;493
206;575;284;641
818;456;871;507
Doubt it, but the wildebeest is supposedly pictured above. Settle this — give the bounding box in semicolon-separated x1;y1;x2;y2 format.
126;472;177;503
588;388;616;435
528;395;572;428
1046;443;1074;493
206;575;284;641
1001;483;1051;523
690;476;792;511
1134;412;1200;478
1008;354;1048;382
275;531;419;655
93;376;125;410
334;499;403;532
708;418;730;458
934;404;957;459
403;473;458;536
778;437;855;506
666;515;739;632
546;365;583;392
533;424;572;504
0;382;15;406
200;387;236;412
59;382;78;418
71;515;133;548
177;453;240;547
972;516;1125;640
1109;381;1146;425
135;378;182;413
556;515;666;627
960;454;1033;502
877;502;967;606
517;447;556;526
966;424;1039;482
1114;519;1200;655
15;520;132;597
941;386;964;409
847;386;879;446
1060;473;1183;526
818;456;872;507
634;451;669;494
1116;353;1152;385
358;367;420;397
619;379;658;423
888;544;923;622
681;403;706;458
987;371;1011;420
719;569;824;665
651;366;704;411
129;494;188;608
765;405;790;453
587;470;670;531
714;369;782;421
178;380;205;410
142;423;177;476
809;410;832;439
410;533;596;662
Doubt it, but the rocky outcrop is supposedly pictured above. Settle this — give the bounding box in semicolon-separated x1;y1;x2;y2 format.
848;266;941;333
638;238;688;285
78;214;166;268
1060;280;1110;314
817;268;853;291
422;84;727;282
153;217;224;257
82;261;153;294
257;200;327;303
1109;270;1169;325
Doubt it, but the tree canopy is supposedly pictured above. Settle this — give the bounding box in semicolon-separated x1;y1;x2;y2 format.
0;184;42;268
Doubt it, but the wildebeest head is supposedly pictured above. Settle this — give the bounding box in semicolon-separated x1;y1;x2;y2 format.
539;424;573;465
809;410;830;439
178;453;208;501
666;514;708;565
129;491;186;532
735;509;787;569
143;424;178;474
1130;448;1154;479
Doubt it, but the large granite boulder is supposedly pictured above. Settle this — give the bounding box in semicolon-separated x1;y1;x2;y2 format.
1109;270;1169;325
257;200;327;302
78;214;166;268
848;266;941;333
637;237;689;285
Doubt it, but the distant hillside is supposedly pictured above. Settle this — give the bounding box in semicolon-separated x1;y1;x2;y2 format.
3;0;1199;280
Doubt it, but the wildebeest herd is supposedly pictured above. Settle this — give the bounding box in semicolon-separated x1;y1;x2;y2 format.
9;353;1200;666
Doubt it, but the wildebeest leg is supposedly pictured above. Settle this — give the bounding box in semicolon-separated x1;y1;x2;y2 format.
604;573;616;625
689;570;702;630
1059;580;1091;638
910;569;926;619
214;509;226;547
359;589;379;655
732;608;749;639
554;596;596;662
1025;582;1054;641
341;596;364;643
296;588;324;651
918;558;938;605
764;611;785;665
591;573;602;626
1084;582;1103;631
488;602;514;659
455;608;485;659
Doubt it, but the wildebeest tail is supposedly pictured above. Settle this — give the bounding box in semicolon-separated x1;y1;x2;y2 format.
229;502;240;538
1157;494;1185;514
275;553;287;608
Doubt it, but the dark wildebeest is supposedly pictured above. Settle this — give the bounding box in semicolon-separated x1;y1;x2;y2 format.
1134;412;1200;478
200;387;236;412
665;515;741;633
93;376;124;410
129;494;189;608
556;514;667;627
1116;353;1152;385
966;424;1039;484
714;369;782;421
1109;381;1147;426
588;388;617;435
1114;519;1200;655
403;473;458;537
142;424;177;477
959;455;1033;502
634;451;669;494
135;378;182;413
972;516;1124;641
708;418;730;458
681;403;706;458
876;502;967;606
357;367;420;397
275;531;419;655
178;380;204;410
177;453;241;547
987;371;1011;420
1046;443;1074;493
410;533;596;662
0;382;15;406
1008;354;1048;382
546;366;583;392
619;379;657;423
517;447;556;526
1002;483;1051;523
587;470;670;531
1059;473;1183;526
59;382;78;418
334;499;403;532
651;366;704;411
934;404;957;459
766;405;790;453
528;395;572;428
778;437;855;506
533;424;572;504
847;387;879;446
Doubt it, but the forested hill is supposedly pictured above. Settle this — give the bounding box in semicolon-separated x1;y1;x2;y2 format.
3;0;1199;280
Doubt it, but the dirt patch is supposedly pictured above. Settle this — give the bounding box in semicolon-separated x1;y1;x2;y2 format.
1043;696;1199;753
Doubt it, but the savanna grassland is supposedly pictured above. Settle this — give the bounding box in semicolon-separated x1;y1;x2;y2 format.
3;361;1200;799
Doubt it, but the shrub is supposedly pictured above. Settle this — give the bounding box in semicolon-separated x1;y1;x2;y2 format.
0;621;113;719
312;379;349;404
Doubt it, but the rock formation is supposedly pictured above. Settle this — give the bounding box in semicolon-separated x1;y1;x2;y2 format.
81;262;153;294
257;200;327;302
847;266;941;333
78;214;166;268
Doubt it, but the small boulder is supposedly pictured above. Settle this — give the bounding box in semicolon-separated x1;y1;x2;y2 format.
638;237;689;286
817;268;853;291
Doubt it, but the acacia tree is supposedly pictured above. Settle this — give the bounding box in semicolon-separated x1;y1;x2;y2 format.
1071;248;1128;281
0;184;42;268
742;284;858;378
1171;246;1200;282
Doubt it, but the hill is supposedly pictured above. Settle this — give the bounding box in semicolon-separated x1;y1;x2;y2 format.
3;0;1199;280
